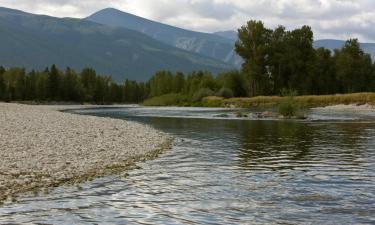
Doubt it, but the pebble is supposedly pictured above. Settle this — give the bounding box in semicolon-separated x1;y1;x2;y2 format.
0;103;172;201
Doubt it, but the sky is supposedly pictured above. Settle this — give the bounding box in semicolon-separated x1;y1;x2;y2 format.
0;0;375;42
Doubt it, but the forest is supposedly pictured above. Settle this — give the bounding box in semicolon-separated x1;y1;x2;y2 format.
0;20;374;104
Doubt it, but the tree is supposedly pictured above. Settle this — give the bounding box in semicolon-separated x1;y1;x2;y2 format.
216;70;247;97
36;71;48;101
268;25;287;94
2;68;26;101
47;64;60;100
235;20;272;96
313;48;336;94
148;70;174;97
93;76;111;104
334;39;373;93
0;67;6;100
109;82;123;103
62;67;83;102
80;68;97;102
25;70;38;100
283;25;315;94
173;72;185;93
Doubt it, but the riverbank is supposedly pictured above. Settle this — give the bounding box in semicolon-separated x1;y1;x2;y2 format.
0;103;172;204
201;92;375;108
142;92;375;108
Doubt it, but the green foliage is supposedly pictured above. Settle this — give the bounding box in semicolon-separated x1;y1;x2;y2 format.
143;93;188;106
280;89;298;97
216;87;234;99
0;67;6;101
192;88;214;102
235;111;244;118
47;64;60;101
278;96;299;118
0;65;147;104
1;21;375;106
234;21;375;97
334;39;373;93
235;20;272;96
201;96;224;107
148;70;174;97
216;70;247;97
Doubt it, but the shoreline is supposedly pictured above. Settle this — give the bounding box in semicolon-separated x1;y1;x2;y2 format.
312;103;375;112
199;93;375;108
0;103;173;204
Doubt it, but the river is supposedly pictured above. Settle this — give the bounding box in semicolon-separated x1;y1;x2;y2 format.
1;107;374;224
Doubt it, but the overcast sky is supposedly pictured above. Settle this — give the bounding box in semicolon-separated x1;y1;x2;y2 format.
0;0;374;42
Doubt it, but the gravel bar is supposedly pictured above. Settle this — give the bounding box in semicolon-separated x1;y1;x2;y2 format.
0;103;172;203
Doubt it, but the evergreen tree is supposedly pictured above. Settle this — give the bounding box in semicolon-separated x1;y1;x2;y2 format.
62;67;83;102
173;72;185;93
334;39;373;93
36;71;48;101
47;64;60;100
25;70;38;100
80;68;97;102
0;67;6;100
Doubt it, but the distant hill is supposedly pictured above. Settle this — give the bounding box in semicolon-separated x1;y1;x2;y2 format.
212;30;375;61
87;8;242;67
213;30;238;41
0;7;232;81
314;39;375;60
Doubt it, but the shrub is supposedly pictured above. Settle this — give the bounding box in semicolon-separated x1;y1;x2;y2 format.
201;96;224;107
143;93;187;106
216;87;234;99
235;110;244;117
278;96;299;118
192;88;214;102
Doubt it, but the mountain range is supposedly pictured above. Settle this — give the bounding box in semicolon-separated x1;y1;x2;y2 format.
87;8;242;66
314;39;375;60
0;7;232;81
1;6;375;81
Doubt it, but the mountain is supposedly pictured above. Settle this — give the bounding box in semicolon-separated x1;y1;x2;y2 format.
314;39;375;60
213;30;238;41
211;29;375;61
0;7;232;81
87;8;242;67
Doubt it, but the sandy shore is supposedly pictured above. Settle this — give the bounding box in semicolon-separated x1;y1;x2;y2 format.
0;103;172;203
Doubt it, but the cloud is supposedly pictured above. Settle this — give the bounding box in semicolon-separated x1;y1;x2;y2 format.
0;0;375;42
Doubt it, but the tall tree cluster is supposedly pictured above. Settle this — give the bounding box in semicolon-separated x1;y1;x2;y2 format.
235;20;375;96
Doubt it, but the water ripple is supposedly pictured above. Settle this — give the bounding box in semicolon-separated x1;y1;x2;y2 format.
1;107;374;224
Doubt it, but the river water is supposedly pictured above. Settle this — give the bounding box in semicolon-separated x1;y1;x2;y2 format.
1;107;375;224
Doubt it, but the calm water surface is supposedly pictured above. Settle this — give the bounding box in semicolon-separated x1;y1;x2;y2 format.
1;107;375;224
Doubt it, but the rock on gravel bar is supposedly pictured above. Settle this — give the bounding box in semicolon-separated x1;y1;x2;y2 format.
0;103;172;202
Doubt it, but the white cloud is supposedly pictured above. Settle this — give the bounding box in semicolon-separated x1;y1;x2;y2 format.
0;0;375;42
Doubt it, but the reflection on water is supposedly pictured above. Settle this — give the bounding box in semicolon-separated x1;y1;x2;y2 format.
1;107;375;224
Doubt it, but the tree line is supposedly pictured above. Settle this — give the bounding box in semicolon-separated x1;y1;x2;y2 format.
1;20;375;104
144;21;375;103
0;65;147;104
235;21;375;96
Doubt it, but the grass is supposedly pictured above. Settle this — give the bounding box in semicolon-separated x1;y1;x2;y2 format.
202;92;375;108
201;96;224;107
143;92;375;108
142;93;188;106
278;96;300;118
